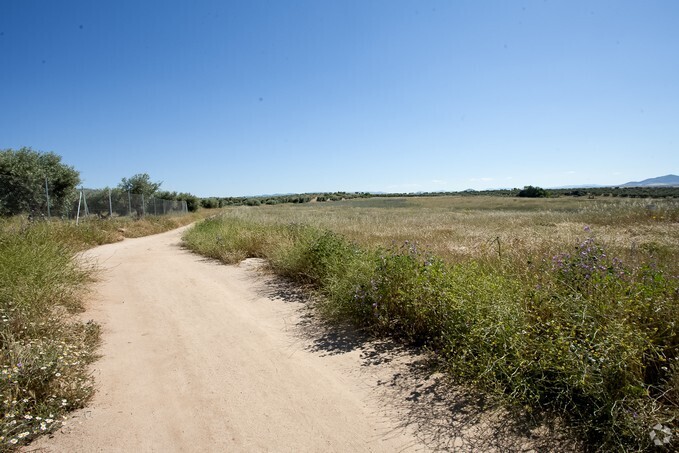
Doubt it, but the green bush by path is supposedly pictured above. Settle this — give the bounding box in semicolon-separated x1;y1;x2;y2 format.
184;215;678;451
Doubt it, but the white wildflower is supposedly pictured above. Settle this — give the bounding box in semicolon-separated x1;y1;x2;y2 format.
649;423;672;446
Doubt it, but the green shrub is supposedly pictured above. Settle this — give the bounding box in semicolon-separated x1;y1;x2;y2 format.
520;236;679;447
200;197;220;209
274;230;376;324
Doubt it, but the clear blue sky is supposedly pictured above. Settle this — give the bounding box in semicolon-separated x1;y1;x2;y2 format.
1;1;677;197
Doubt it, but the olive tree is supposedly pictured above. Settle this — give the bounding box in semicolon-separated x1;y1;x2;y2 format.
0;147;80;217
118;173;162;196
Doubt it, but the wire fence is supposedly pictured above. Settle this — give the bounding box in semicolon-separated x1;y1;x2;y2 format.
75;188;188;221
0;175;188;220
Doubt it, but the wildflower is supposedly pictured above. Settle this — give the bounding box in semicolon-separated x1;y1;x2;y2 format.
9;439;18;444
17;431;29;438
649;424;672;446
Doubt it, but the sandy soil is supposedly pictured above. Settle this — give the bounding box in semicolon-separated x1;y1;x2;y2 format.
26;226;576;453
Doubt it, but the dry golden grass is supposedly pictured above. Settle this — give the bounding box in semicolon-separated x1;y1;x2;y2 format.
0;210;213;251
214;196;679;272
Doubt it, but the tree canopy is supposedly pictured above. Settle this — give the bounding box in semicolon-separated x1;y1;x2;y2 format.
156;190;200;212
0;147;80;216
118;173;162;196
517;185;549;198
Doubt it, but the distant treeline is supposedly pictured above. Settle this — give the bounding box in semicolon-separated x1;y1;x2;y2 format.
198;186;679;208
554;186;679;198
381;186;679;199
199;191;372;208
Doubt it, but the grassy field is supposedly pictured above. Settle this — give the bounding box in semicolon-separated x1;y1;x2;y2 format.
184;196;679;451
204;196;679;272
0;212;206;449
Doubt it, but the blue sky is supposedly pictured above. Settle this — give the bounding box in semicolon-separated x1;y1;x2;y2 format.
1;1;677;197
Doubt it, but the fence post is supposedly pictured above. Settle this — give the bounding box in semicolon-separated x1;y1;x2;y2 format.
142;194;145;217
128;191;132;216
44;176;51;218
108;188;113;218
82;188;89;217
154;197;157;215
76;190;82;225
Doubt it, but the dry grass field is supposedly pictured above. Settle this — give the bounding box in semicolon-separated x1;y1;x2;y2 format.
215;196;679;272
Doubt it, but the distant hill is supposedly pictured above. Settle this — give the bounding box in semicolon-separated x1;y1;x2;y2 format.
620;174;679;187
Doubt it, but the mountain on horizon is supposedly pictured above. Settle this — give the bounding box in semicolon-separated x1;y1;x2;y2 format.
620;174;679;187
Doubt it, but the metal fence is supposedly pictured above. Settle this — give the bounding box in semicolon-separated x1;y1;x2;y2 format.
0;176;188;220
74;188;188;221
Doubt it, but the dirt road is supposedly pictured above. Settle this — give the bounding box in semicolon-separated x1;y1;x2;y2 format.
27;226;437;452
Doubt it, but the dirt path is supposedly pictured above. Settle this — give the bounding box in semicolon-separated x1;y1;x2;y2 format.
26;226;577;452
26;226;432;452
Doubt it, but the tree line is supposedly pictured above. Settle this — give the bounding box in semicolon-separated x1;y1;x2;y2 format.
0;147;199;217
3;147;676;217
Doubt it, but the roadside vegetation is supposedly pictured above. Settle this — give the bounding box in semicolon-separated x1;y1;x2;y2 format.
184;196;679;451
0;212;208;449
